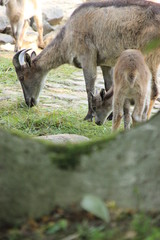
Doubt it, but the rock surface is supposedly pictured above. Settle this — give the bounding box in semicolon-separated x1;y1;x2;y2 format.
0;6;9;33
1;113;160;226
37;134;89;144
0;33;14;44
42;5;63;26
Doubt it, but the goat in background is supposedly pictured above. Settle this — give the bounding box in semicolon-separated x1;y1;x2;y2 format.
3;0;44;51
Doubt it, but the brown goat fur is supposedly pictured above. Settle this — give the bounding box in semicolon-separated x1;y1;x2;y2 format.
113;49;151;130
13;0;160;120
92;49;152;129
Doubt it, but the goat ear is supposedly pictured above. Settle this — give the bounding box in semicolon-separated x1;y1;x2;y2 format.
31;51;36;60
100;88;105;100
104;86;114;100
24;50;36;67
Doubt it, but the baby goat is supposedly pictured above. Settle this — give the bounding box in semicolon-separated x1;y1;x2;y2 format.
91;49;152;130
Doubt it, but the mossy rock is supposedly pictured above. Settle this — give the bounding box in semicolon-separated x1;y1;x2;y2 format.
1;113;160;227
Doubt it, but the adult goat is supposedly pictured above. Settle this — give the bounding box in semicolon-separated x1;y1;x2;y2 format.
13;0;160;121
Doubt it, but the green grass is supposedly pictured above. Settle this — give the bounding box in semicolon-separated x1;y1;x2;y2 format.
0;55;112;139
0;100;112;138
0;56;17;84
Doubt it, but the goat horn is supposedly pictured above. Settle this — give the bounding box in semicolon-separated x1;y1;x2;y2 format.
18;48;32;66
12;49;25;68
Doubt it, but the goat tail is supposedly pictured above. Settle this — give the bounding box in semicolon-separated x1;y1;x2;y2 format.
125;70;137;88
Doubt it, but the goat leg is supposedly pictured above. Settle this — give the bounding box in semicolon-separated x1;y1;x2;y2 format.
83;57;97;121
34;13;44;49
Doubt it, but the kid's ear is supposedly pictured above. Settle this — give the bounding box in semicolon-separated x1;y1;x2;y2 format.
104;86;114;100
100;88;105;100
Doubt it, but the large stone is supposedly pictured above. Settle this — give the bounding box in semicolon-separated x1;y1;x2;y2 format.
37;134;89;144
32;19;55;36
42;20;55;35
0;6;9;33
42;4;63;26
0;33;14;44
1;113;160;227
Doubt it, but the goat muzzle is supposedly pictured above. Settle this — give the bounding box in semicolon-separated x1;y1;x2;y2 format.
25;97;37;108
95;120;103;126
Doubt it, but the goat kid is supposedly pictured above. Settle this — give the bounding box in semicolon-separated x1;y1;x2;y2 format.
92;49;152;130
12;0;160;121
5;0;44;51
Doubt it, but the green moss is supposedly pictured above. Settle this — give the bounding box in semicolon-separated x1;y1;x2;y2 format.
46;132;117;169
0;124;117;171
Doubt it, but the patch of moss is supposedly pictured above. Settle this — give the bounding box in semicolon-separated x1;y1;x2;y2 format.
47;132;118;169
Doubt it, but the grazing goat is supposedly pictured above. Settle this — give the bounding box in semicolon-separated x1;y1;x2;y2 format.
5;0;44;51
13;0;160;121
91;49;152;130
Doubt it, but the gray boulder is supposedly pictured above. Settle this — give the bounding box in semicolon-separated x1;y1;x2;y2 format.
1;113;160;226
0;6;9;33
0;33;14;44
42;2;63;26
32;19;55;36
37;134;89;144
